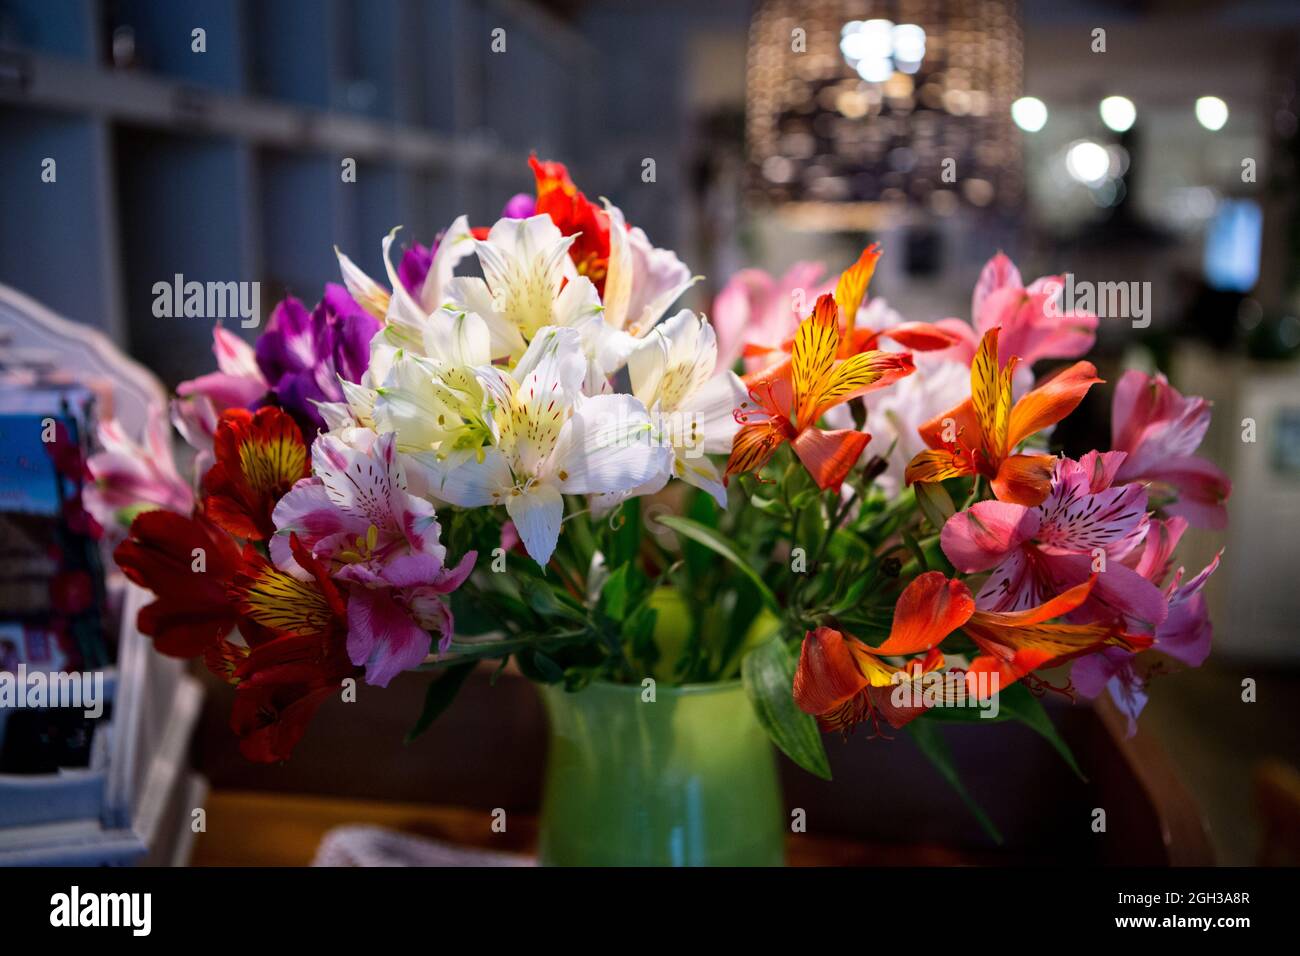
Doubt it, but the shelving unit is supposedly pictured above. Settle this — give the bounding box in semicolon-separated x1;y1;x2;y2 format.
0;0;589;388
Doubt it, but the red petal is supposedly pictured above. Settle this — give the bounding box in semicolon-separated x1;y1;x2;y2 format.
872;572;974;655
792;427;870;490
793;627;870;718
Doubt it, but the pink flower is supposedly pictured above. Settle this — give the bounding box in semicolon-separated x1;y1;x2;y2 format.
1073;515;1220;733
711;263;835;373
85;404;194;531
272;430;475;687
941;451;1168;634
172;326;269;474
1110;369;1230;529
934;252;1099;368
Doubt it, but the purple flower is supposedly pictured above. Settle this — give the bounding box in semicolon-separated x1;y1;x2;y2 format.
255;284;380;430
397;242;435;298
502;192;536;219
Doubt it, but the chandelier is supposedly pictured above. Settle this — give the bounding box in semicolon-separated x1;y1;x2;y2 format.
747;0;1024;221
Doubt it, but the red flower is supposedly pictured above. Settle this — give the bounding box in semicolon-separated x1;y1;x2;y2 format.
220;536;354;763
202;406;309;540
113;509;242;656
529;156;612;293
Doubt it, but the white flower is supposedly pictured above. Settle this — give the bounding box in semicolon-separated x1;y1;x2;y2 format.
335;217;476;328
624;310;746;506
601;200;697;337
445;215;617;379
418;326;671;565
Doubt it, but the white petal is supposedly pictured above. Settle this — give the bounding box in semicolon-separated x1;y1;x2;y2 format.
446;276;526;360
415;447;512;507
600;199;635;330
673;451;729;508
424;306;492;367
506;483;564;566
624;226;696;337
418;215;475;312
550;393;672;495
678;370;747;454
335;246;390;321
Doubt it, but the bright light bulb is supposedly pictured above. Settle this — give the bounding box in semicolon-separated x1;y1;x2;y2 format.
1066;140;1111;185
1195;96;1228;131
1011;96;1048;132
891;23;926;62
1099;95;1136;132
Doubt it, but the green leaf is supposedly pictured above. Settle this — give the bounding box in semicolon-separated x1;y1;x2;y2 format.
530;649;565;683
741;637;831;780
657;516;778;612
608;498;641;568
406;662;476;743
913;480;955;531
905;720;1003;843
519;577;585;623
998;683;1087;781
599;563;634;622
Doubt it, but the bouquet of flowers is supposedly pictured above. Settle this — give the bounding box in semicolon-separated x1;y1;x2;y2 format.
93;158;1228;825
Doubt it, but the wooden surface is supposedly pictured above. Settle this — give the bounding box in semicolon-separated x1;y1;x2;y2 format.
190;790;1013;867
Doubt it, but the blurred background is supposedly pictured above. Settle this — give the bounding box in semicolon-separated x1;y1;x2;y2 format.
1;0;1298;865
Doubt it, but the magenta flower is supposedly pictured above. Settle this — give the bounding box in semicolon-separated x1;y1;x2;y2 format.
255;285;380;431
271;430;475;687
501;192;536;219
1110;369;1230;529
941;451;1168;634
933;252;1099;368
397;242;435;298
85;404;194;530
1072;515;1220;732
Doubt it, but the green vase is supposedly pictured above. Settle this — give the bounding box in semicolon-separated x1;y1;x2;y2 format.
537;679;785;866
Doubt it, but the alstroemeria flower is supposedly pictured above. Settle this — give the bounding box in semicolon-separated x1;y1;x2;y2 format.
445;215;608;373
223;536;356;762
724;294;914;490
173;326;269;474
202;406;310;541
255;286;380;430
715;247;954;376
624;310;748;506
176;325;268;411
421;326;670;566
113;509;242;657
712;261;835;373
1109;369;1230;529
598;199;695;340
959;576;1152;694
941;452;1169;634
86;404;194;530
530;156;612;292
271;429;475;686
906;327;1102;506
933;252;1099;367
336;218;477;326
794;572;974;732
1072;515;1221;733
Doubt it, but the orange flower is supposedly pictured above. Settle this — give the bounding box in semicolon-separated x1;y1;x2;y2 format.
793;573;974;731
959;577;1152;696
742;244;956;367
725;294;914;489
793;572;1151;731
905;327;1101;505
202;406;309;540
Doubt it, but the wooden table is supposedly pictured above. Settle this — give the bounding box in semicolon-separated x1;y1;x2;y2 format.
191;790;1013;866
